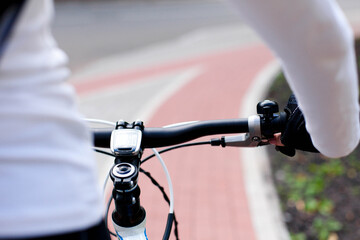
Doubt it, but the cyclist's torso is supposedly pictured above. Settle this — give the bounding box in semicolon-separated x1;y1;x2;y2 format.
0;0;103;238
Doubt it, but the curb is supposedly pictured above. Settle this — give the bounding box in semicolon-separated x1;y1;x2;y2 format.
240;60;290;240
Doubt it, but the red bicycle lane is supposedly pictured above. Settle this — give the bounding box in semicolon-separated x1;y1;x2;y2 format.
75;43;275;239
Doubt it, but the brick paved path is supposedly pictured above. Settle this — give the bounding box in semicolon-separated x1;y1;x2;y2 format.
75;44;274;239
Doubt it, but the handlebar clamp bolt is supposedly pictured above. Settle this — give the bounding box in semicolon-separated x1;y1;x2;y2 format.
112;163;136;178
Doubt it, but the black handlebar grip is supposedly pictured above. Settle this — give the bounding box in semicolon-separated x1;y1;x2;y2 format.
271;112;288;133
260;111;288;138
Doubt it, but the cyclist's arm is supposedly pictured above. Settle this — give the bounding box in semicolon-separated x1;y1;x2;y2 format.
230;0;360;158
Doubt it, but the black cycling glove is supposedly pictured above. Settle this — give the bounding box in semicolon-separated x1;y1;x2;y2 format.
276;94;319;157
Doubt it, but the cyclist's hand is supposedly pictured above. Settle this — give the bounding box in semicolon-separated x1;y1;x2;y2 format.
269;133;283;146
271;94;319;157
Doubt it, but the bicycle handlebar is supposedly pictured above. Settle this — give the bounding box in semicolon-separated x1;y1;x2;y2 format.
93;113;286;149
93;119;248;148
144;119;249;148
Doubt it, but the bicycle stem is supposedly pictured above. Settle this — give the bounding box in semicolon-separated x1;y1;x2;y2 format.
110;121;148;240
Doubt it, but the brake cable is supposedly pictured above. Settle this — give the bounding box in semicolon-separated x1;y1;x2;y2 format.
140;141;212;164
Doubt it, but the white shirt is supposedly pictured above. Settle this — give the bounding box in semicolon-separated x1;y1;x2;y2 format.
231;0;360;158
0;0;103;238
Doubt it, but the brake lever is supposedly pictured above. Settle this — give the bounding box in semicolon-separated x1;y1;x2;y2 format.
221;115;264;148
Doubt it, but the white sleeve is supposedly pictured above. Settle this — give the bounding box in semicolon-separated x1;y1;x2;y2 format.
230;0;360;158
